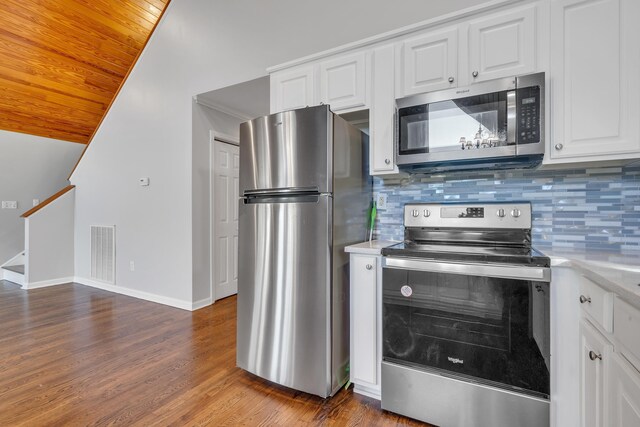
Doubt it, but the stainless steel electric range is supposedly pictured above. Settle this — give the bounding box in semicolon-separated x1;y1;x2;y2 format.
380;202;550;427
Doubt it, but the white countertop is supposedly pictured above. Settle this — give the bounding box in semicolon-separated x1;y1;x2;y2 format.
545;249;640;309
345;240;398;255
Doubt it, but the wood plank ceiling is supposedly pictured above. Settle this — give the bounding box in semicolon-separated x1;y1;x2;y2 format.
0;0;170;144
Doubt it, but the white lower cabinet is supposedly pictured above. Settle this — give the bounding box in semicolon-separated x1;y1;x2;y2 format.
579;320;612;427
609;351;640;427
349;253;381;399
578;276;640;427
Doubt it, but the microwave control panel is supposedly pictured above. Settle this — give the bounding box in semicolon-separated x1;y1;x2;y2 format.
517;86;541;144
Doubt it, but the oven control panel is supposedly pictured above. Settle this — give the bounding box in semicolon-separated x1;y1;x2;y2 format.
404;203;532;229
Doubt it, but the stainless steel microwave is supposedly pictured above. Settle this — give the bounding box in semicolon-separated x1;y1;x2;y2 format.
396;73;545;171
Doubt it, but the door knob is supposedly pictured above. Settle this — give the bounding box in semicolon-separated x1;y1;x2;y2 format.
384;158;391;165
555;143;564;151
579;295;591;304
366;264;373;270
472;71;479;78
448;76;455;83
588;350;602;361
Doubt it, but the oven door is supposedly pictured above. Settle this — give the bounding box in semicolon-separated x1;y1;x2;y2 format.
382;257;550;398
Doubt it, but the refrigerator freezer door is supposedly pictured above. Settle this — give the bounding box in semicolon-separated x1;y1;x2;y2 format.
237;194;336;397
239;105;332;195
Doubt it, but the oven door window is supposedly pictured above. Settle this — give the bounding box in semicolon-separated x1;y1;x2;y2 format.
398;91;510;156
382;267;550;398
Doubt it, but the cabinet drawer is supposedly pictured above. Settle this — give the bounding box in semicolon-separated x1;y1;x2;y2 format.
579;276;613;333
613;298;640;372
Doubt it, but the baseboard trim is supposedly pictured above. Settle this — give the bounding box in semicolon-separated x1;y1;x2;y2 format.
192;297;213;311
2;269;25;287
23;277;74;290
73;277;194;311
353;383;381;401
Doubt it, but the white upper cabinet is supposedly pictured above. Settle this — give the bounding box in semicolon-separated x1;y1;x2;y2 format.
319;52;367;111
270;52;369;114
270;66;315;114
401;27;458;96
371;44;399;175
549;0;640;161
399;5;536;96
465;6;536;84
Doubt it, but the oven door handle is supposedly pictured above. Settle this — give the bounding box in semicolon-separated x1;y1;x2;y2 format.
383;257;551;282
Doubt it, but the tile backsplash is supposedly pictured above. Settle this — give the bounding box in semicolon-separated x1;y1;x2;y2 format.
374;165;640;253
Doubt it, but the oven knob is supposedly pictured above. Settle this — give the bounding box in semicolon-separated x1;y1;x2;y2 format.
511;208;521;218
423;209;431;217
412;209;419;217
496;208;506;218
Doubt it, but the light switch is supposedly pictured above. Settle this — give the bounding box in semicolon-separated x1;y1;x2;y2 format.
139;177;150;186
33;199;40;207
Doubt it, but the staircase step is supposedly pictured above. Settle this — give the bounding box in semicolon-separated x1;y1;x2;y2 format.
2;264;25;275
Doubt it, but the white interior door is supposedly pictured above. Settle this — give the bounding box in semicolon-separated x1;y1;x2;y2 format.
212;139;239;301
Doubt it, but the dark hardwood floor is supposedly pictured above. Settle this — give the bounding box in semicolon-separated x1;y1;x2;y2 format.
0;280;426;426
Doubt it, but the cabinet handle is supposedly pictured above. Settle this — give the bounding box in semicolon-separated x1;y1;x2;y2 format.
384;158;391;165
448;76;455;83
472;71;479;78
588;350;602;361
579;295;591;304
366;264;373;270
555;143;564;151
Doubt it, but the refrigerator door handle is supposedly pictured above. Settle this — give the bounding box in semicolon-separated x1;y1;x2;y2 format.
243;186;319;197
243;194;325;204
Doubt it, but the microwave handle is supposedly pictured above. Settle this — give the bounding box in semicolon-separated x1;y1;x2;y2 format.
507;90;517;144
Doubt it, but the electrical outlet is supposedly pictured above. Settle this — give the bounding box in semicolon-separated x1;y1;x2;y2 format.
376;194;388;210
1;201;17;209
129;261;135;271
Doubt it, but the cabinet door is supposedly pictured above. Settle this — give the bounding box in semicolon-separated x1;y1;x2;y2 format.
466;5;536;84
580;320;612;427
319;52;367;111
370;44;399;175
609;352;640;427
550;0;640;160
350;254;378;387
401;27;458;96
270;66;316;114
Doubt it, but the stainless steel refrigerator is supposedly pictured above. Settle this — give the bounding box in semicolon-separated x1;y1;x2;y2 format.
237;105;371;398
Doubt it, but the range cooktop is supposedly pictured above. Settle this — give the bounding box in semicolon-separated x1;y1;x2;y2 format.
382;202;549;267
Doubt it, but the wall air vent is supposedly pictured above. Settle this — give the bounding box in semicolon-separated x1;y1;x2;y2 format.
90;225;115;284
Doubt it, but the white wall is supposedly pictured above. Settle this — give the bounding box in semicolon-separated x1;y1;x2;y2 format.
70;0;495;307
192;102;245;304
25;188;75;287
0;130;83;265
